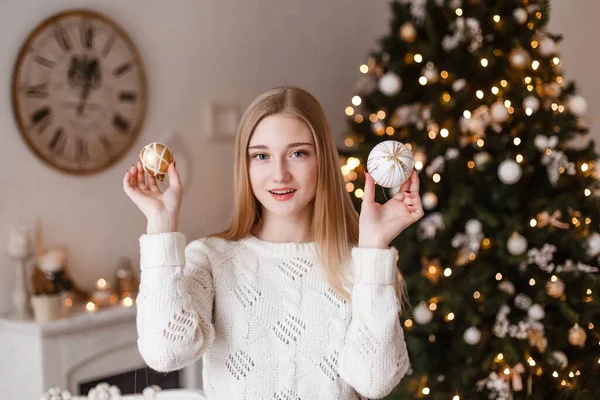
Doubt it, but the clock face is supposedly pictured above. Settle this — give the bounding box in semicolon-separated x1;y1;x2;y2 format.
12;10;147;174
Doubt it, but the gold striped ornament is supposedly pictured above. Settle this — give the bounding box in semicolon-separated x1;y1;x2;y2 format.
139;142;173;181
367;140;414;188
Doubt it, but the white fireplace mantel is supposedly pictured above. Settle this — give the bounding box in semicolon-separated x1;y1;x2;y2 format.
0;305;200;399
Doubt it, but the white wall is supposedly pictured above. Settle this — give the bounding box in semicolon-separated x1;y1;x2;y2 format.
0;0;391;313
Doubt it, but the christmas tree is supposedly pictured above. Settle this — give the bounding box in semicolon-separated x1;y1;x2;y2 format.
340;1;600;398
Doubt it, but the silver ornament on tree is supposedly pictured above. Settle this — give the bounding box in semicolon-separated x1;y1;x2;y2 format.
527;304;545;321
507;232;528;256
378;72;402;96
497;159;522;185
538;36;558;57
464;326;482;345
567;95;587;116
550;351;568;369
523;96;540;114
413;302;433;325
367;140;415;188
513;8;528;24
422;192;438;210
465;219;483;236
490;101;509;123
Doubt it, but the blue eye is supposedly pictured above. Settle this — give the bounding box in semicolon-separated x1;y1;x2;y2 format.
291;150;307;158
252;153;268;160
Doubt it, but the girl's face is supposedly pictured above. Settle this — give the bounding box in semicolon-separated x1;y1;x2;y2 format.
248;114;318;220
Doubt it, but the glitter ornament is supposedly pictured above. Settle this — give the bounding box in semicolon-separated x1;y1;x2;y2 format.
367;141;414;188
139;142;174;182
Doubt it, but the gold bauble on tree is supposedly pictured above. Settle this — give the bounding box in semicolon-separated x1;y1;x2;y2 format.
139;142;174;181
545;276;565;298
568;324;587;346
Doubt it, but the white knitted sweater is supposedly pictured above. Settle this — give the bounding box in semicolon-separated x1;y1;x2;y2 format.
137;232;409;400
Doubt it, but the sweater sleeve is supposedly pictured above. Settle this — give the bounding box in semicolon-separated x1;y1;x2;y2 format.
339;247;410;399
136;232;216;372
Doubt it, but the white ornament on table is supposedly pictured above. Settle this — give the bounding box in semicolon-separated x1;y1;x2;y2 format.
413;301;433;324
464;326;482;345
538;36;557;56
378;72;402;96
422;192;438;210
88;383;121;400
528;304;545;321
7;227;34;319
523;96;540;113
497;159;522;184
367;141;414;188
490;101;509;123
567;95;587;116
507;232;528;256
513;8;528;24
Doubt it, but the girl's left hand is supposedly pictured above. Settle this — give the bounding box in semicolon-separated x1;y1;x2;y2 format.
358;170;424;249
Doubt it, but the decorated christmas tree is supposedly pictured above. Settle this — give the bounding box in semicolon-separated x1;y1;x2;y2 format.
340;0;600;398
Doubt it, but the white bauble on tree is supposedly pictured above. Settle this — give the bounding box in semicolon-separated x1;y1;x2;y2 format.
464;327;482;345
367;141;414;188
379;72;402;96
513;8;528;24
490;101;509;123
422;192;438;210
550;351;568;369
510;48;530;69
567;95;588;116
523;96;540;113
538;36;558;56
413;302;433;325
507;232;528;256
528;304;545;321
399;22;417;42
465;219;483;235
497;159;522;184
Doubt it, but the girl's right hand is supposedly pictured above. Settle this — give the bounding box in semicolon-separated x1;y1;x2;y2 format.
123;161;183;234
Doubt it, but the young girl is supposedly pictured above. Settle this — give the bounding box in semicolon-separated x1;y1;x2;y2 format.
123;86;423;399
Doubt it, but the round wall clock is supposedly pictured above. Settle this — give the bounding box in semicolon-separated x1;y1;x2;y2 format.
11;9;147;174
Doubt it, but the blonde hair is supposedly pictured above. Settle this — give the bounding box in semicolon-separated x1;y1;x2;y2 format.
212;86;406;309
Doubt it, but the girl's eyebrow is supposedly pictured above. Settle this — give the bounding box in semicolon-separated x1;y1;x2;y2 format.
248;142;315;150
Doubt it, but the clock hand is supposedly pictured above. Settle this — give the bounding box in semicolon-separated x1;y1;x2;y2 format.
76;61;95;116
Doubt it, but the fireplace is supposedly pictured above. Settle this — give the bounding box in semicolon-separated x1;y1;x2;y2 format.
80;367;180;395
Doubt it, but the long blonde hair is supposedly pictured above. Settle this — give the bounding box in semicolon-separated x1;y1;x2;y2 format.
212;86;406;308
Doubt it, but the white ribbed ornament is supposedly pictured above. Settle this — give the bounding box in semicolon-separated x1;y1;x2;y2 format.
367;140;414;188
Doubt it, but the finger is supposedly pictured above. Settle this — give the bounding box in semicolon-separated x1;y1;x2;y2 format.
363;172;376;204
408;169;420;193
147;172;160;193
136;161;148;191
130;164;139;188
123;170;139;198
168;162;183;191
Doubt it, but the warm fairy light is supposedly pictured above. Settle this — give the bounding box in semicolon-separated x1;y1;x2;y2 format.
585;188;591;197
495;273;503;281
369;113;378;123
476;90;484;99
589;323;595;329
508;106;515;114
467;161;475;169
440;128;449;138
351;96;362;106
581;163;590;172
545;149;552;156
86;301;96;312
529;278;536;286
429;303;437;311
568;371;574;378
586;217;591;224
441;70;449;79
516;154;523;163
526;108;533;116
355;189;364;199
122;296;133;307
587;289;593;295
501;80;508;87
497;353;504;361
491;86;499;95
557;76;563;83
377;110;386;119
553;371;559;378
559;166;565;174
419;76;428;85
576;370;581;375
344;138;354;147
561;380;567;386
558;105;565;112
553;57;560;65
96;279;107;289
443;92;451;102
551;275;558;282
422;387;430;395
473;291;481;299
444;268;452;277
446;312;455;321
341;166;350;176
536;11;543;18
530;218;537;227
532;60;540;70
428;131;437;139
345;107;354;116
493;15;501;23
477;139;485;147
504;368;510;375
359;64;369;74
405;319;413;328
453;396;460;400
414;54;423;63
346;182;354;192
527;85;534;92
481;58;489;67
551;103;558;111
513;137;521;145
455;8;463;16
468;253;476;261
504;100;512;107
65;297;73;308
347;157;360;169
482;238;491;249
463;110;472;119
531;40;539;48
386;126;395;135
528;22;534;29
528;357;536;366
433;173;441;183
415;161;424;170
524;77;532;84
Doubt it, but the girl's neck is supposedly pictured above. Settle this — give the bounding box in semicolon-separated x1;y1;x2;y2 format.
252;206;313;243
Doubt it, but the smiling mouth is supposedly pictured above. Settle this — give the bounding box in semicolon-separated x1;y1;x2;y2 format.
269;189;297;195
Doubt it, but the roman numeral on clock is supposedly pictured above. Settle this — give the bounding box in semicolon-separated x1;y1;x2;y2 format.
53;25;72;53
26;83;49;99
49;127;67;155
113;114;130;133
